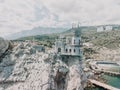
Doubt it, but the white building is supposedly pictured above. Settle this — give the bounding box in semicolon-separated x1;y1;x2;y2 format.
105;26;113;31
97;25;113;32
97;26;105;32
55;27;81;56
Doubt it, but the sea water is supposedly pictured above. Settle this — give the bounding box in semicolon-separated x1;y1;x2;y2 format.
102;74;120;89
85;74;120;90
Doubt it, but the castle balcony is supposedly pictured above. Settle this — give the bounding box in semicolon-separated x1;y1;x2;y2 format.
65;44;83;47
65;42;82;46
60;52;82;57
71;43;82;46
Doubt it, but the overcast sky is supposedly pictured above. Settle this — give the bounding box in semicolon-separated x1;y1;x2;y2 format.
0;0;120;37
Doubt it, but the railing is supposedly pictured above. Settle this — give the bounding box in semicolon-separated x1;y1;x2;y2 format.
60;52;82;57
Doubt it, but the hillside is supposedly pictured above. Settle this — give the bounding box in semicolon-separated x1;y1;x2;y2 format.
81;30;120;60
15;25;120;50
17;34;59;48
6;27;68;40
82;30;120;49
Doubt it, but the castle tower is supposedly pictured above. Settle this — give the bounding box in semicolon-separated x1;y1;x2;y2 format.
55;35;65;53
55;24;82;57
63;24;81;56
71;26;81;55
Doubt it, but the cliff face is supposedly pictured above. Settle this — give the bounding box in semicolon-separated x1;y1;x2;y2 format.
67;59;86;90
47;56;87;90
0;41;51;90
0;39;86;90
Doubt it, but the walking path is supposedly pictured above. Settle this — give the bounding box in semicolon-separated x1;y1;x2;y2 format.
88;79;120;90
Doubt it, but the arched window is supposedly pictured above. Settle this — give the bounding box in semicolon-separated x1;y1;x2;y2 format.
79;40;80;45
69;49;71;53
79;49;80;53
74;49;76;53
66;49;68;52
74;40;75;44
58;48;61;52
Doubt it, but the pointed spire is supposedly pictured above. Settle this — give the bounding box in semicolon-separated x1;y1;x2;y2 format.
72;23;74;29
72;23;75;29
78;22;81;28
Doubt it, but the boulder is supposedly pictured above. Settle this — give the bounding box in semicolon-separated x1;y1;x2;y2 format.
0;37;9;57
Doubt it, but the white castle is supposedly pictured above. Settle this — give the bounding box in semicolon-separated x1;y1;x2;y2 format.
55;25;82;56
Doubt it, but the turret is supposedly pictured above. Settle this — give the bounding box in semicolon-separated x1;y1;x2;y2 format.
72;24;81;46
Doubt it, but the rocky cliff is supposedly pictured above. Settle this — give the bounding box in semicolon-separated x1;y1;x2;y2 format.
0;38;9;57
0;38;86;90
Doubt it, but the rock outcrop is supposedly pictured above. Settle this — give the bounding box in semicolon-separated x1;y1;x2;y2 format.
46;56;87;90
0;41;51;90
0;40;86;90
65;57;87;90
